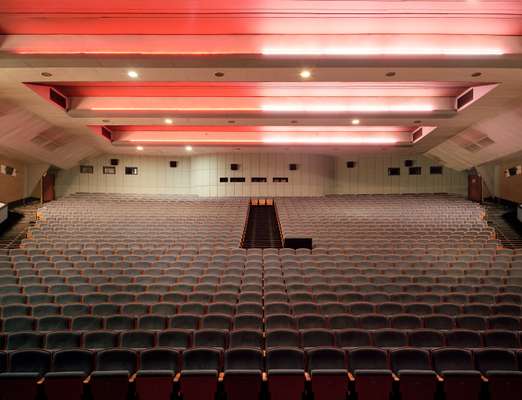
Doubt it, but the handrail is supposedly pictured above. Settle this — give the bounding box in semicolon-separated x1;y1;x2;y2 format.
0;202;8;225
240;199;252;248
273;199;285;248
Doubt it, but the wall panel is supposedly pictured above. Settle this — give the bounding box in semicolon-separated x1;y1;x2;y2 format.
0;155;26;203
55;153;466;198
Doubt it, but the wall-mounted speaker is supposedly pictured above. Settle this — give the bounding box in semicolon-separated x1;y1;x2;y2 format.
346;161;356;169
289;164;297;171
231;163;239;171
110;159;119;166
170;161;178;168
404;160;414;167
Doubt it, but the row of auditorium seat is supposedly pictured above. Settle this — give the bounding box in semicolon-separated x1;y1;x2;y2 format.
3;291;522;306
7;246;521;255
7;255;521;268
2;313;522;332
1;328;522;351
3;300;522;317
4;282;522;295
3;346;522;400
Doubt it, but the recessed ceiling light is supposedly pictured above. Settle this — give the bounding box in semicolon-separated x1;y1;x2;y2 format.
136;146;144;151
471;72;482;77
41;72;53;77
351;119;360;125
127;70;139;78
185;145;193;151
214;72;225;77
164;118;173;124
300;69;312;79
385;72;396;77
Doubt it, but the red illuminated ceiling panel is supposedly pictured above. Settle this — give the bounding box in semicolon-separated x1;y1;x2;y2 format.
27;81;496;118
46;82;473;98
95;124;433;146
1;0;521;35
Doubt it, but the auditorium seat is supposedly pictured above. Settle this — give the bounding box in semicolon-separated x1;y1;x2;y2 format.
307;348;349;400
90;349;137;400
0;350;51;400
390;348;438;400
474;349;522;400
44;349;93;400
223;348;264;400
179;348;221;400
432;348;482;400
347;347;393;400
135;348;179;400
266;348;306;400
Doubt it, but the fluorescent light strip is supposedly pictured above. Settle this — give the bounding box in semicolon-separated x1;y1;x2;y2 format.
15;48;504;56
91;104;433;113
262;48;504;56
263;137;399;144
128;137;399;145
261;104;434;113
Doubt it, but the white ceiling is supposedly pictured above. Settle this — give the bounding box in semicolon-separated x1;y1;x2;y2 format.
0;1;521;169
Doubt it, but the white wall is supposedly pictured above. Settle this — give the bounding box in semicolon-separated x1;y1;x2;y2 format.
333;154;467;195
56;155;191;197
191;153;334;197
55;153;467;197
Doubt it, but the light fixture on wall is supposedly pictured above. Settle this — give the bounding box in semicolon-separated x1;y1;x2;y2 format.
127;70;139;78
164;118;173;124
136;146;144;151
185;145;193;151
351;119;360;125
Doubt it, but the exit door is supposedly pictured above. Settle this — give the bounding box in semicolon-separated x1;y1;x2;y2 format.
468;175;482;203
42;173;55;203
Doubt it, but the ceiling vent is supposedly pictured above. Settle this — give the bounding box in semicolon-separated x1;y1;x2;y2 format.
30;129;73;152
451;129;495;154
101;127;113;141
49;88;69;111
463;143;482;153
412;128;423;142
477;136;495;148
456;88;474;110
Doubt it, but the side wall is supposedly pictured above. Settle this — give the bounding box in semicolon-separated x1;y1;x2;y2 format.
191;153;334;197
55;153;468;197
55;155;191;197
0;155;26;203
334;154;467;195
496;156;522;203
